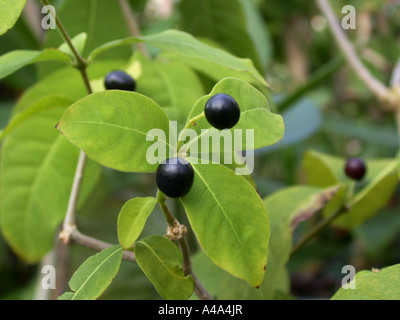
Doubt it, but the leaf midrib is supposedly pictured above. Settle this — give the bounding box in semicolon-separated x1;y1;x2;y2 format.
71;247;122;300
138;241;188;281
191;165;250;267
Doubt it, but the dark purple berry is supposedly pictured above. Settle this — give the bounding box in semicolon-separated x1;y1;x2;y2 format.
104;70;136;91
205;93;240;130
345;158;367;181
156;158;194;198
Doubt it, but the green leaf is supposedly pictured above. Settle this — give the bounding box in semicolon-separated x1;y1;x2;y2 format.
303;150;399;229
142;30;269;87
183;77;284;152
191;185;338;299
14;60;126;113
135;236;194;300
58;32;87;60
88;37;142;61
181;161;269;287
128;52;205;120
0;98;101;262
0;95;73;141
0;49;71;80
262;185;339;298
88;29;269;86
61;245;123;300
0;0;26;36
332;264;400;300
117;197;158;249
57;90;172;173
180;0;271;71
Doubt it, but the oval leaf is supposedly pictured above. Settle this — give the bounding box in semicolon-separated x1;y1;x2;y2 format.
183;77;284;152
61;245;123;300
0;49;71;80
117;197;158;249
303;150;399;229
135;236;194;300
180;161;269;287
57;90;172;173
0;97;100;262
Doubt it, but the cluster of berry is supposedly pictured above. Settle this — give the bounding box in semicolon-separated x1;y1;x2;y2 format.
104;70;241;198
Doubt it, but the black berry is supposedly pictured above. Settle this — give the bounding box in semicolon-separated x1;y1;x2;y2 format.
104;70;136;91
156;157;194;198
204;93;240;130
345;158;367;181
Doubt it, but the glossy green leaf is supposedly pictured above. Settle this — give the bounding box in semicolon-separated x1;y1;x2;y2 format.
60;245;123;300
303;150;399;229
57;90;172;173
0;95;73;141
182;77;284;153
0;99;101;262
0;49;71;80
0;0;26;35
180;0;271;71
135;236;194;300
332;264;400;300
142;30;269;87
181;161;269;287
117;197;158;249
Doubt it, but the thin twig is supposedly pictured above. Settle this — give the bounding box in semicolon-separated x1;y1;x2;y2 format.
291;207;347;255
117;0;149;57
390;59;400;140
34;249;56;300
41;0;87;68
191;273;215;300
316;0;389;102
156;190;213;300
59;150;88;242
70;228;136;263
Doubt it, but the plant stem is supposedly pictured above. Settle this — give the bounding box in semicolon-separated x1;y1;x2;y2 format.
41;0;87;69
41;0;94;243
34;249;56;300
291;207;347;255
117;0;149;57
390;59;400;141
156;189;179;226
70;228;136;263
156;189;213;299
177;112;205;151
315;0;389;102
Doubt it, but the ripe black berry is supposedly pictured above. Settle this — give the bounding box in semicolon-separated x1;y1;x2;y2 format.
104;70;136;91
345;158;367;181
204;93;240;130
156;158;194;198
